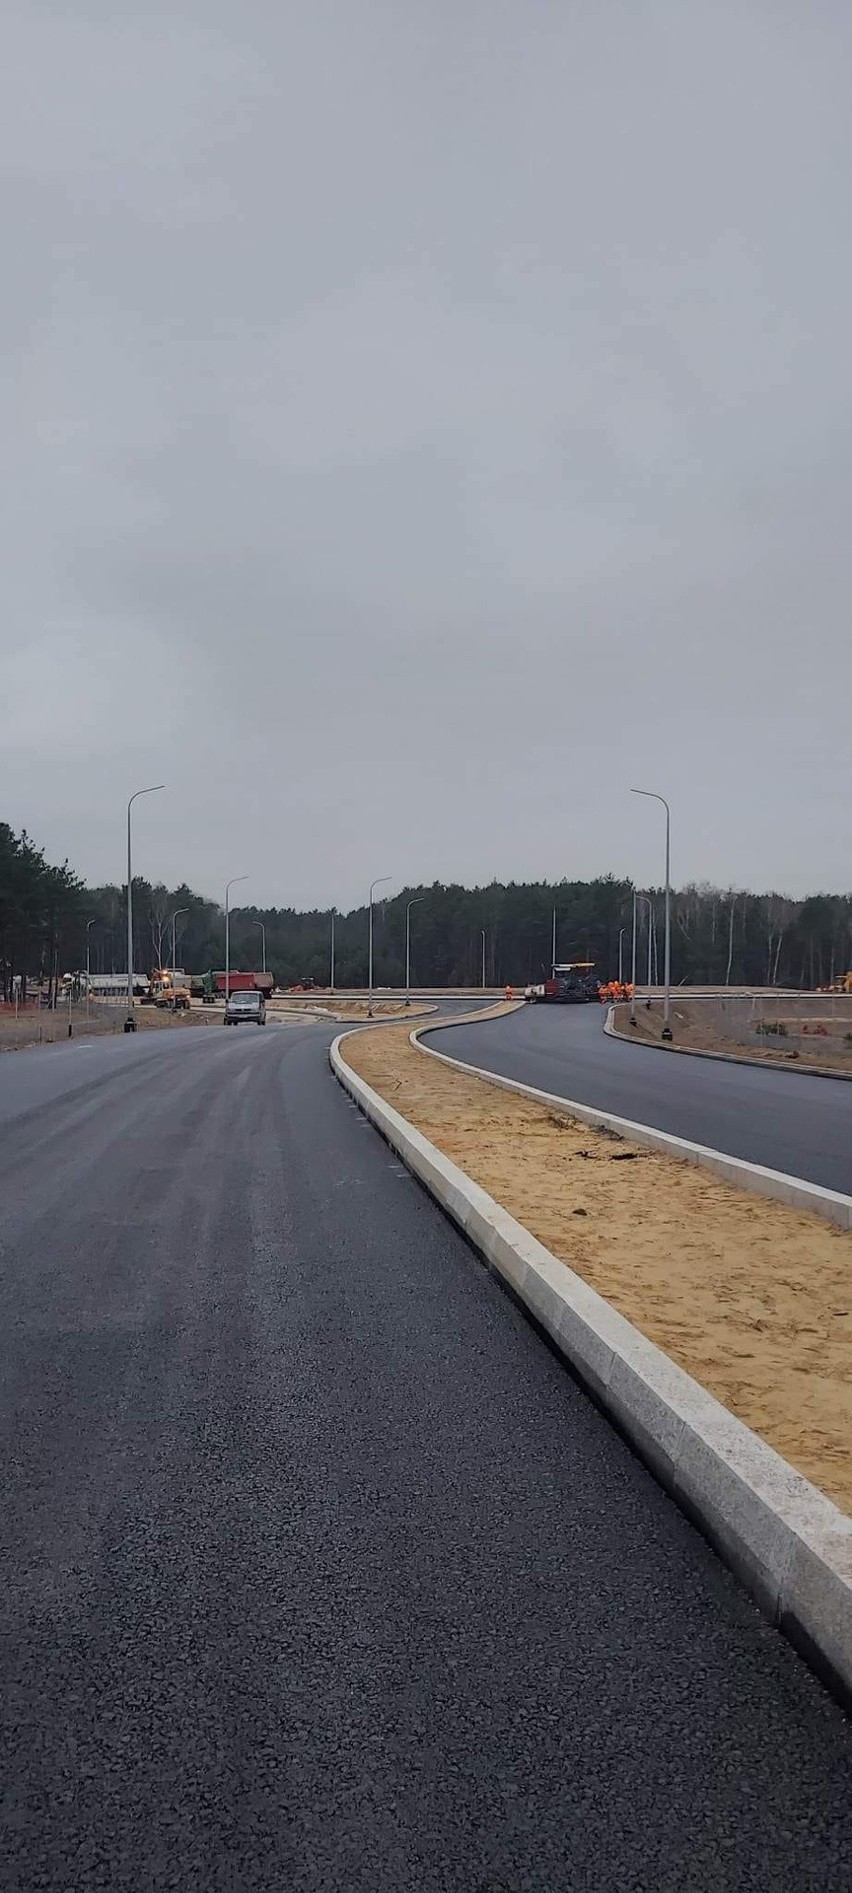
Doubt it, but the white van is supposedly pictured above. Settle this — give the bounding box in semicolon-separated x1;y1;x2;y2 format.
224;989;267;1026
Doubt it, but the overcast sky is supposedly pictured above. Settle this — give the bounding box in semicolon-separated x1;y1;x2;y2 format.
2;1;851;909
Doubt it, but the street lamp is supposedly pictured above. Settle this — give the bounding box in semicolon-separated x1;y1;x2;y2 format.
618;926;627;985
85;917;95;1020
254;919;266;974
225;876;248;1003
330;908;336;993
405;897;425;1007
629;893;654;1025
368;876;392;1017
126;784;164;1031
641;896;654;999
481;928;487;991
631;789;672;1035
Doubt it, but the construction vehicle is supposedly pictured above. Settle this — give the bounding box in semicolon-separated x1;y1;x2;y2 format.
197;970;275;1002
822;971;852;994
525;962;601;1005
149;968;191;1010
63;972;150;1000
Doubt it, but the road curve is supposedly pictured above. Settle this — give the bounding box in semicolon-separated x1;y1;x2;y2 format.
422;1004;852;1195
1;1023;851;1890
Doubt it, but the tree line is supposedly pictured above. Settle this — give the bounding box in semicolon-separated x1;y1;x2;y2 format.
2;819;850;999
0;824;84;1002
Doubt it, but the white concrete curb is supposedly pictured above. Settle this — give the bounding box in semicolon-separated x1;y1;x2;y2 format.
411;1021;852;1232
330;1030;852;1705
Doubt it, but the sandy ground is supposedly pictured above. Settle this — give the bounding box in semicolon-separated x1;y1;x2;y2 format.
341;1021;852;1516
270;999;434;1021
613;997;852;1073
124;1005;215;1031
279;988;503;999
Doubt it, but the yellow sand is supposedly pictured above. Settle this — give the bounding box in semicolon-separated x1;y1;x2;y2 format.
342;1022;852;1515
271;999;433;1021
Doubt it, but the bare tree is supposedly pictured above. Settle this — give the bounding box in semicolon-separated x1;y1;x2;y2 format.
148;883;171;971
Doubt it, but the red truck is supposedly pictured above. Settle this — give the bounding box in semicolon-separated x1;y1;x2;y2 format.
200;970;275;1002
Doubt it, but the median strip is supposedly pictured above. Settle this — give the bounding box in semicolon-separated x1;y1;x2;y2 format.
331;1018;852;1704
416;1021;852;1230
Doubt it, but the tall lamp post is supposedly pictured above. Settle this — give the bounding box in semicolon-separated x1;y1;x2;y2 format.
126;784;164;1032
368;877;392;1017
618;927;627;985
631;789;672;1036
330;909;336;993
225;876;248;1003
254;919;266;974
405;897;425;1007
85;917;95;1020
641;896;653;1000
167;906;188;1012
629;893;654;1025
481;928;487;991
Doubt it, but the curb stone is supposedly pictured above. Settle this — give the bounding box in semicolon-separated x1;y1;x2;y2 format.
412;1020;852;1231
330;1030;852;1708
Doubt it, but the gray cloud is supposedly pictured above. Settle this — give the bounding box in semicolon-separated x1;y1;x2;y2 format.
2;0;851;906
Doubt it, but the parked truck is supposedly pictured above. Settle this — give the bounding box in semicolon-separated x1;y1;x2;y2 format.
525;961;601;1005
196;970;275;1003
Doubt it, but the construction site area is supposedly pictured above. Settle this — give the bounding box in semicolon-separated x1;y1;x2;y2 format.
612;990;852;1073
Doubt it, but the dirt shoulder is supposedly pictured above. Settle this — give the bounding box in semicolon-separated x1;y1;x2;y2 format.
612;997;852;1074
271;999;435;1022
340;1021;852;1516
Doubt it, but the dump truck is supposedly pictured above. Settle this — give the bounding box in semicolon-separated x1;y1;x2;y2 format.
197;970;275;1002
525;962;601;1004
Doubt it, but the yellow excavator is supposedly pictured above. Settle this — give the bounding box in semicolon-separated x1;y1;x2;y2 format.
149;968;192;1010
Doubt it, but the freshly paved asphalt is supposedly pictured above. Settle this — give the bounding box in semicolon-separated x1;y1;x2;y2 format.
423;1004;852;1194
1;1020;851;1891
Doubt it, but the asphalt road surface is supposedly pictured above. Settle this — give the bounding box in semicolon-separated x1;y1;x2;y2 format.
423;1004;852;1195
2;1021;851;1891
